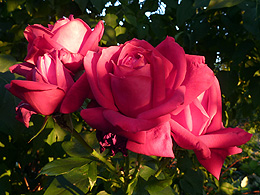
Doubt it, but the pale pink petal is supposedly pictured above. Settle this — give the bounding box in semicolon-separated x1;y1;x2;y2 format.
202;77;223;133
79;20;104;55
51;19;91;53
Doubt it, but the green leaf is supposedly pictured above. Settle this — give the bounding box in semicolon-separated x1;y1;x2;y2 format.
44;165;90;195
62;138;91;158
145;176;173;194
90;0;108;12
133;176;150;195
45;120;67;145
0;54;17;73
62;131;98;158
176;0;195;26
0;72;26;136
6;0;26;12
41;157;90;176
249;77;260;106
220;182;234;195
241;2;260;36
101;26;117;46
232;39;255;66
137;24;149;39
124;14;137;27
28;116;51;143
88;161;97;190
75;0;89;12
96;191;110;195
194;0;210;8
149;186;176;195
104;14;118;28
207;0;245;10
177;155;193;172
139;165;156;181
217;71;238;98
0;164;11;194
115;26;127;37
179;169;204;194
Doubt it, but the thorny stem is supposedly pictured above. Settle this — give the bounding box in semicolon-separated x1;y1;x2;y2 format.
132;153;142;179
154;157;172;178
125;154;130;179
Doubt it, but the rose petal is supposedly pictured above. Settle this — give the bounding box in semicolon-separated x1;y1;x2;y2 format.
60;73;92;113
25;36;56;64
15;101;37;128
59;49;84;73
52;19;91;53
170;119;211;159
51;16;71;33
5;80;65;115
111;74;152;117
138;86;185;119
127;122;174;157
84;49;119;111
196;147;242;179
79;20;104;55
54;52;74;91
156;36;187;91
24;24;52;43
173;54;215;114
201;77;223;133
9;62;35;78
80;107;146;143
199;127;252;148
103;109;171;132
150;52;166;107
171;98;210;136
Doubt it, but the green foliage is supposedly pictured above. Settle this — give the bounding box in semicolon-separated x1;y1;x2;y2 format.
0;0;260;194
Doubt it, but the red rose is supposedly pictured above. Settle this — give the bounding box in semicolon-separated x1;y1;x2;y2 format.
24;15;104;73
5;52;74;126
62;37;215;157
169;77;252;179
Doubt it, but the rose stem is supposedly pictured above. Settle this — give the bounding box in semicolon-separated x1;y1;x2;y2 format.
154;157;172;178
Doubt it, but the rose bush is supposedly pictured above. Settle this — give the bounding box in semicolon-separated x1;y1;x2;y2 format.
24;15;104;73
169;76;252;179
61;36;216;157
5;52;74;127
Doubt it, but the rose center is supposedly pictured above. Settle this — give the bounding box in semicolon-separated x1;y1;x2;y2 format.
122;53;147;69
